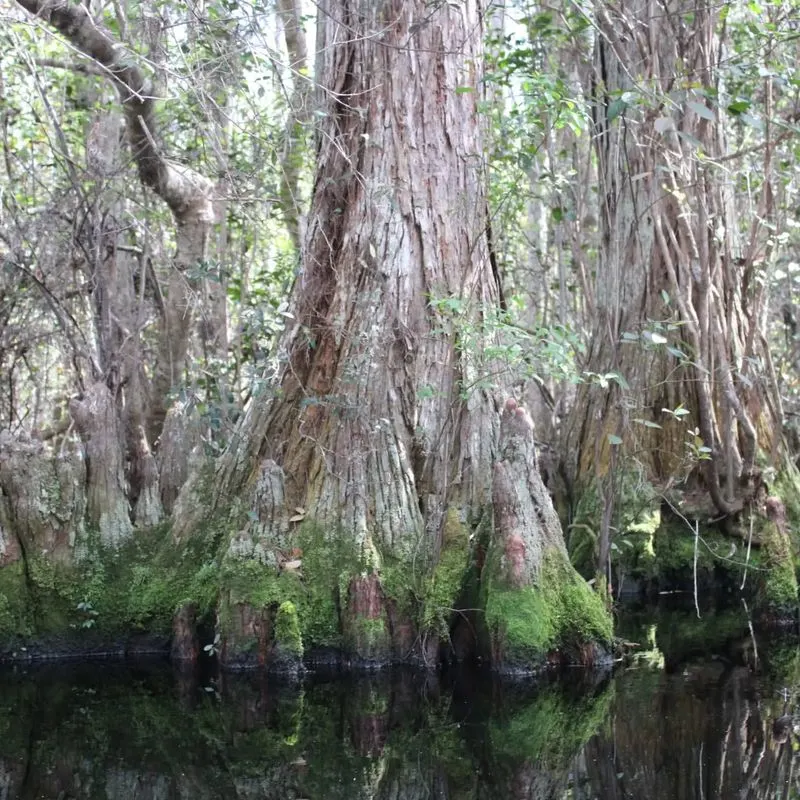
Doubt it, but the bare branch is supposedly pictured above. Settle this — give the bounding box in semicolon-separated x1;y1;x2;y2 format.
35;56;105;76
15;0;213;223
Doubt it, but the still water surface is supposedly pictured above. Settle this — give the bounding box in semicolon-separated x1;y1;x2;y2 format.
1;605;799;799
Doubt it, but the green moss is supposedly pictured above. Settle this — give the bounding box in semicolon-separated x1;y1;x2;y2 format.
771;461;800;532
221;557;294;608
652;518;731;578
378;556;423;621
422;508;470;633
295;524;361;646
217;522;364;651
96;520;224;633
653;510;797;611
346;613;390;657
485;549;612;664
757;519;798;612
0;510;228;648
0;561;33;638
764;637;800;683
126;568;173;627
275;601;303;656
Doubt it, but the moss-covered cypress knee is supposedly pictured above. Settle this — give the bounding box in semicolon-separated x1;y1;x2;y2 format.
483;399;613;673
272;600;304;674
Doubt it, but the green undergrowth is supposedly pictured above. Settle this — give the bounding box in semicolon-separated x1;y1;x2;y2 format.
485;549;612;665
654;514;797;612
568;475;660;580
274;600;303;656
652;518;733;579
0;503;480;654
0;508;228;642
569;462;800;614
218;522;362;652
0;561;33;638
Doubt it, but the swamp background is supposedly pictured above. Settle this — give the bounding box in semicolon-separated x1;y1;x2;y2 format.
1;0;800;670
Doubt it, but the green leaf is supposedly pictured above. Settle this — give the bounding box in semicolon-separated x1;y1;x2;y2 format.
608;434;623;446
727;99;751;115
688;100;715;121
455;86;475;94
607;98;628;123
634;418;663;429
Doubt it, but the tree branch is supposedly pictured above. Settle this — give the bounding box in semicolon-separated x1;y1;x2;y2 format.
15;0;213;223
35;56;106;76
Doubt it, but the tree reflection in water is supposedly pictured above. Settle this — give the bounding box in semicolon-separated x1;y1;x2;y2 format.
0;612;798;799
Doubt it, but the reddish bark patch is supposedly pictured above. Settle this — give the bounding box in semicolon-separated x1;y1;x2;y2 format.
221;603;272;668
171;602;199;664
348;574;384;619
386;598;414;657
344;574;392;662
765;496;787;532
505;533;527;587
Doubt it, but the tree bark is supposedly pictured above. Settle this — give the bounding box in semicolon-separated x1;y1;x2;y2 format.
276;0;312;253
189;0;611;670
564;0;792;602
69;382;132;546
200;0;501;665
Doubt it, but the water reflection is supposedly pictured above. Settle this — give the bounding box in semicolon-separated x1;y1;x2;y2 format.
0;609;798;799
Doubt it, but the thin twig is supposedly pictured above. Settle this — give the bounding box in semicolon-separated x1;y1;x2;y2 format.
740;507;755;591
693;518;700;619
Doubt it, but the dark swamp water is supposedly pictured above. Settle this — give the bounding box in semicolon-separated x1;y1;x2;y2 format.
2;603;800;799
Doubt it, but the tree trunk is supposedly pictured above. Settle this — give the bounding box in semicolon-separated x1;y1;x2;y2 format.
69;383;132;546
182;0;611;671
203;0;500;667
276;0;312;253
564;0;796;611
